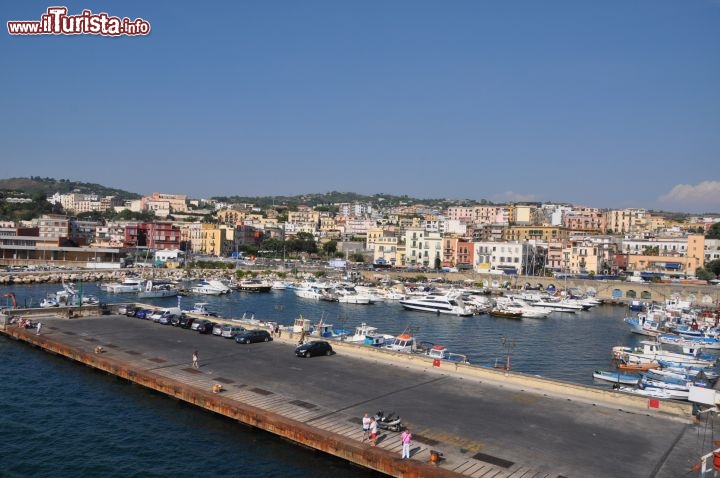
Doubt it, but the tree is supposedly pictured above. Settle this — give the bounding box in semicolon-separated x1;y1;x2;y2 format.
322;240;337;257
707;223;720;240
704;259;720;276
696;267;716;281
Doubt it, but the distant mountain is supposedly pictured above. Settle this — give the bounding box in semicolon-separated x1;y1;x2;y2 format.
0;177;141;200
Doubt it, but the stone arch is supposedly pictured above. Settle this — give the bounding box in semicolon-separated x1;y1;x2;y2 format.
640;291;652;300
687;293;696;304
612;289;623;298
701;295;714;305
626;290;637;298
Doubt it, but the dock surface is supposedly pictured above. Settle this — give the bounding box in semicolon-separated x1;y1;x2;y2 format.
1;313;709;477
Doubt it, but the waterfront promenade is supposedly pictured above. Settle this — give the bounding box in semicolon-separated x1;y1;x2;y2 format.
0;311;710;478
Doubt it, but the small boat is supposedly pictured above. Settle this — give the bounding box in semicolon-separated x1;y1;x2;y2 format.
427;345;469;363
614;385;686;400
138;280;178;299
617;361;659;371
487;306;523;319
592;370;640;385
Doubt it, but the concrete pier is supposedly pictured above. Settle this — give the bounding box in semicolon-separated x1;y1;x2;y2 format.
0;312;710;477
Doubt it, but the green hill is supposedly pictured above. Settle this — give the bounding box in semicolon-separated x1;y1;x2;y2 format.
0;177;141;200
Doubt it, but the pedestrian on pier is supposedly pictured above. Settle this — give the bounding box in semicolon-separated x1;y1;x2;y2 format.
192;350;199;369
36;321;42;335
361;413;371;442
369;417;378;447
401;428;412;459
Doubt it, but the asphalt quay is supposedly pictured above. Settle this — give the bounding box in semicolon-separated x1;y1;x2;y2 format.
0;313;711;478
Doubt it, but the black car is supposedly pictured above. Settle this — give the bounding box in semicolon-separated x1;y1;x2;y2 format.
197;320;216;334
179;316;195;329
235;329;272;344
295;340;333;358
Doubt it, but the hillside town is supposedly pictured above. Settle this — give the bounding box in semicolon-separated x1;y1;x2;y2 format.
1;188;719;283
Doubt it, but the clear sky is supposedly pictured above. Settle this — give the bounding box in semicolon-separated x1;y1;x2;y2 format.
3;1;719;213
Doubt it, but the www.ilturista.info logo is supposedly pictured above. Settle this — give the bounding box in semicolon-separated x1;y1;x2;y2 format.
7;7;150;36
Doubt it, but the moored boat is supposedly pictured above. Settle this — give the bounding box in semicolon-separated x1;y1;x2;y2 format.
592;370;640;385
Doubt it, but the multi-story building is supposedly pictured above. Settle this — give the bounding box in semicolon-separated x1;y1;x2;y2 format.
124;222;181;250
144;192;188;214
402;228;442;268
473;241;531;274
606;208;649;235
508;203;541;226
287;206;319;225
441;236;474;269
503;225;568;243
563;207;607;233
38;214;70;245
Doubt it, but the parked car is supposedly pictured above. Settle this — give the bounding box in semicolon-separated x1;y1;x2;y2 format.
295;340;333;358
170;314;183;327
234;329;272;344
149;310;165;322
212;323;224;336
190;319;207;331
117;304;128;315
159;314;177;325
179;316;196;329
221;325;245;338
197;321;216;334
125;306;140;317
135;308;152;319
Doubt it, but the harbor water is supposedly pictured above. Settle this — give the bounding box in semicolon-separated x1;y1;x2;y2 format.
0;283;659;477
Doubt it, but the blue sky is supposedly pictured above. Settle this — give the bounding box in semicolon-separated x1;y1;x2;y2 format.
3;1;719;213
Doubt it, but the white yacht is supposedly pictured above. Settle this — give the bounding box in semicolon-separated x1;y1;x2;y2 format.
191;279;231;295
399;292;475;316
104;277;144;293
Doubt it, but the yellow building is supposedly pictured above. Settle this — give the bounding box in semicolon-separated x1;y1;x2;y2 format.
503;226;568;243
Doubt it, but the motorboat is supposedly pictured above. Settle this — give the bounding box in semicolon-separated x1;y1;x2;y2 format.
613;341;716;367
399;292;475;316
427;345;469;363
294;284;324;300
235;279;272;292
384;333;418;353
592;370;640;385
191;279;231;295
335;289;372;304
138;280;178;299
624;316;665;337
657;333;720;350
103;277;144;293
182;302;219;317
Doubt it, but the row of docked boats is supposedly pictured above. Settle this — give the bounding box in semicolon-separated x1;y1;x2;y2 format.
289;317;470;362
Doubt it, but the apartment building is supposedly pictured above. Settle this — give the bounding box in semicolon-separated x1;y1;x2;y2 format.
403;228;442;268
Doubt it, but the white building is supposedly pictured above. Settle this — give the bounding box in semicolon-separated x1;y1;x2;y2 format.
402;228;442;268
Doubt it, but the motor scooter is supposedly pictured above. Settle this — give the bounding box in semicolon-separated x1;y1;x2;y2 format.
374;410;402;432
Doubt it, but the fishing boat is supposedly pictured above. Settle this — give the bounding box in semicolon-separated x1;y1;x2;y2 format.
623;316;665;336
657;333;720;350
592;370;640;385
427;345;469;363
612;341;716;368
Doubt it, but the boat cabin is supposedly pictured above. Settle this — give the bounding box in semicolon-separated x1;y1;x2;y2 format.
385;333;416;353
293;316;312;334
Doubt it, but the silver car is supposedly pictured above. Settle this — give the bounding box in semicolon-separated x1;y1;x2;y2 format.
221;325;245;338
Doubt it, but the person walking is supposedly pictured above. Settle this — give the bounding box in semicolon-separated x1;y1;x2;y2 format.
401;428;412;459
192;350;199;369
361;413;371;442
369;417;378;447
36;321;42;335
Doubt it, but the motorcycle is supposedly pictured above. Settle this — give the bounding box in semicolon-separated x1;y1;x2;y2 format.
374;410;402;432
